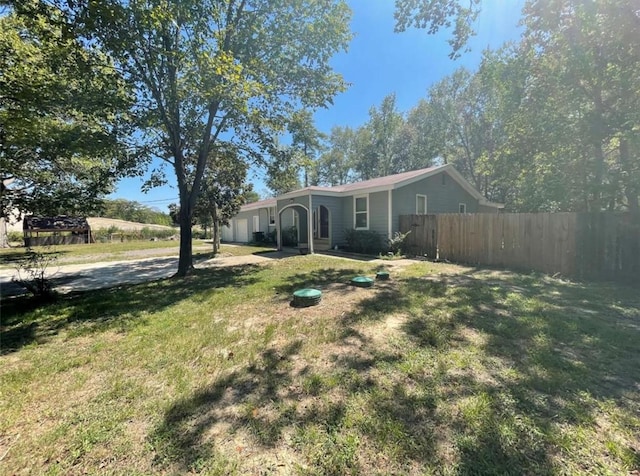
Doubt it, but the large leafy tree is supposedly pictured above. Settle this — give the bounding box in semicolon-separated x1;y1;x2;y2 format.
421;61;521;200
394;0;482;58
394;0;639;212
521;0;640;212
194;146;252;253
352;93;405;179
315;126;355;186
404;99;445;170
265;110;326;193
288;109;325;187
12;0;352;275
265;144;303;196
0;11;134;224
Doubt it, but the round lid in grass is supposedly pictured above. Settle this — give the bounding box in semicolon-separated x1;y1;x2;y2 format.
376;271;390;280
292;288;322;307
293;288;322;299
351;276;374;288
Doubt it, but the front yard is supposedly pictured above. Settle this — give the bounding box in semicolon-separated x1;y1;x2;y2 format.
0;240;274;268
1;250;639;475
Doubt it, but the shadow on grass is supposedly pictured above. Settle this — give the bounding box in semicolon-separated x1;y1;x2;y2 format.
273;267;370;295
399;273;640;474
317;249;380;262
149;332;432;474
149;265;640;474
251;247;279;256
0;264;262;354
151;341;305;469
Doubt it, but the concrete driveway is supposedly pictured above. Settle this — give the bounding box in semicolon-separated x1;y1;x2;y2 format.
0;249;419;298
0;253;278;298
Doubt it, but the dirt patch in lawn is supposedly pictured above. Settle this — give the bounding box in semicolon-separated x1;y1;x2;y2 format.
156;280;404;474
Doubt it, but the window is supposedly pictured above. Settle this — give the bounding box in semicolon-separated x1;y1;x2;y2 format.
354;195;368;229
268;207;275;226
441;173;446;185
459;203;467;213
292;210;299;229
416;194;427;215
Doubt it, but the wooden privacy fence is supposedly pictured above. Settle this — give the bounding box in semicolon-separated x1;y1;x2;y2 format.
399;213;640;283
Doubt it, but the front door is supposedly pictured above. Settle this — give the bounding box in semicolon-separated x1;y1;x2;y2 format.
319;205;329;239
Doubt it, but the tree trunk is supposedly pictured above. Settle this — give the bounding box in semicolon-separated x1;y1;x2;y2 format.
619;138;639;213
590;90;607;212
591;142;605;212
0;219;8;248
176;199;193;277
212;203;219;255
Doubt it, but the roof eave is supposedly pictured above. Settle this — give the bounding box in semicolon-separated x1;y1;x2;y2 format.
479;199;505;209
279;188;343;199
387;164;449;190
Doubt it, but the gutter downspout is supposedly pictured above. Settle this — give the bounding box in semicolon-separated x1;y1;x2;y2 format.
276;204;282;251
388;189;393;240
308;191;314;254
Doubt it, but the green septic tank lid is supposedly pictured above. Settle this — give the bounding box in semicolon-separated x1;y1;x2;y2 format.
293;288;322;299
376;271;390;280
292;288;322;307
351;276;374;287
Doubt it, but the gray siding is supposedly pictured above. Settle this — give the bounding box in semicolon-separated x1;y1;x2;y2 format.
231;207;272;241
258;208;269;233
369;191;389;237
337;191;389;243
478;204;499;214
392;171;479;233
342;195;353;234
332;196;353;246
277;195;310;212
233;208;255;222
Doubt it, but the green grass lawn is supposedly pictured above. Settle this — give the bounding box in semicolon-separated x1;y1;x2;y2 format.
1;253;639;475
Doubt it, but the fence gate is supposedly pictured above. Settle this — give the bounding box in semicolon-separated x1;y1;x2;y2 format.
399;214;438;258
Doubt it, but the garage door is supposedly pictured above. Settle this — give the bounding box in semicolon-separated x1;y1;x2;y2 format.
235;218;249;243
221;224;233;242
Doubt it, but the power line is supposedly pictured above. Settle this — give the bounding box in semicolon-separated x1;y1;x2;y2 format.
135;198;179;204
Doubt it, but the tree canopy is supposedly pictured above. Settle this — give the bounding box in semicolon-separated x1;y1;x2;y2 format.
0;10;135;222
5;0;352;275
194;145;253;252
394;0;482;58
320;0;639;212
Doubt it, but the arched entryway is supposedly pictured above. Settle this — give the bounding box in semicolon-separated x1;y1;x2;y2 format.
277;204;313;253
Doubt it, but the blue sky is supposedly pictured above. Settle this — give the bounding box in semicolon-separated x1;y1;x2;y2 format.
109;0;525;211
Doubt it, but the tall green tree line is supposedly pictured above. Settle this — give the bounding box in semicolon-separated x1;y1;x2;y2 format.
316;0;639;212
98;199;172;226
